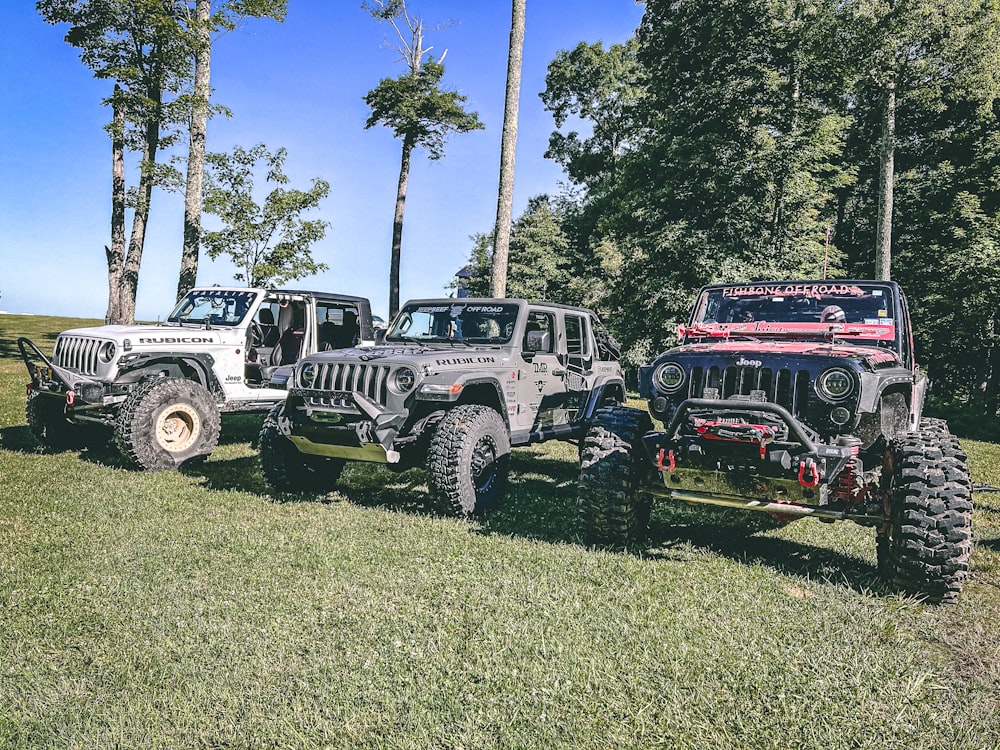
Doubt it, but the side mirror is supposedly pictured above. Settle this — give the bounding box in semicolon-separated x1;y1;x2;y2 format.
525;329;550;353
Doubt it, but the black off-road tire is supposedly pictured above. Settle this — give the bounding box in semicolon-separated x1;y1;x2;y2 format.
26;391;80;451
877;418;973;604
258;404;345;493
578;405;654;547
114;377;221;471
427;405;511;517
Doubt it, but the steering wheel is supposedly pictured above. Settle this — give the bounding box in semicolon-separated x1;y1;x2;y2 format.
248;321;265;348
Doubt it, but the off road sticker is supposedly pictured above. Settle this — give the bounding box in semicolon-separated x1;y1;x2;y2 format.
723;283;865;298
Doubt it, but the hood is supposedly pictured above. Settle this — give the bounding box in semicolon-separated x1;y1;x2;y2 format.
669;339;901;371
306;344;509;372
60;323;238;348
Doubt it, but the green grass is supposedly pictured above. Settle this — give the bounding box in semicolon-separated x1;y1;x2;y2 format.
1;313;999;749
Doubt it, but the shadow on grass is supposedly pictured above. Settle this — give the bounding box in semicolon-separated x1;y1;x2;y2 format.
644;508;886;597
1;420;893;597
1;412;265;465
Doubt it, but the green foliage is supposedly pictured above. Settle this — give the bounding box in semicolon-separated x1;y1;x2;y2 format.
364;60;484;159
37;0;194;152
201;143;330;288
835;0;1000;414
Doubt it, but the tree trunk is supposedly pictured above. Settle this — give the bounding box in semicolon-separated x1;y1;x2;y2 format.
106;86;127;324
177;0;211;301
491;0;526;299
120;86;163;325
390;136;414;318
875;81;895;281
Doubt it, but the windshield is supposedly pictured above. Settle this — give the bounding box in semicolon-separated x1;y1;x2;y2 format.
686;282;897;342
167;289;257;327
386;302;521;344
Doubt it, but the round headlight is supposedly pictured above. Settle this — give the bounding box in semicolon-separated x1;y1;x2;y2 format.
298;362;316;388
98;341;116;363
393;367;416;393
817;368;854;401
653;362;686;393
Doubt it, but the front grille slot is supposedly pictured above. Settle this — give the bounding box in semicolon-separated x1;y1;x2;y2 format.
54;336;102;376
309;362;390;408
690;365;809;418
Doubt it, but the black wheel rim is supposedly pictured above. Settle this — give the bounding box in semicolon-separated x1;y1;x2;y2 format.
471;434;499;499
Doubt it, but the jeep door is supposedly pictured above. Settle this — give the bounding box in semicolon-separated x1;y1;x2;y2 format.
561;311;595;423
516;309;567;431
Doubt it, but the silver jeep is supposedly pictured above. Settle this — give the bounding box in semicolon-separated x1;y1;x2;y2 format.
259;297;626;515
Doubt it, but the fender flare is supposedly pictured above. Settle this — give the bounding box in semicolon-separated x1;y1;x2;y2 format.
581;376;627;420
118;352;223;397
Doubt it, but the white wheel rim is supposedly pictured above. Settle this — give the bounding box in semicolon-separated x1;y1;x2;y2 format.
155;404;201;453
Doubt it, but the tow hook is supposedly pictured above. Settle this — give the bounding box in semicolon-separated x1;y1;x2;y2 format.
66;390;76;407
798;459;820;487
657;448;676;472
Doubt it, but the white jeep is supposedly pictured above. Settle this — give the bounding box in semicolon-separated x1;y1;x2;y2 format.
19;287;375;470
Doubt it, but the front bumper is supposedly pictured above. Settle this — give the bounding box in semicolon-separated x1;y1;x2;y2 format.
639;398;874;519
281;388;408;464
18;337;108;408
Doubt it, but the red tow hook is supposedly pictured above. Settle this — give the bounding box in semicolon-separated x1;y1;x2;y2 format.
798;459;820;487
66;390;76;407
656;448;676;472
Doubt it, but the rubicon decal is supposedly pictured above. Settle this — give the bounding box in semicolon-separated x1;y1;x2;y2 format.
138;336;214;344
434;356;497;365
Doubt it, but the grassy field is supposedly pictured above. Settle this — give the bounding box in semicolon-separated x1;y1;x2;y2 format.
1;313;998;750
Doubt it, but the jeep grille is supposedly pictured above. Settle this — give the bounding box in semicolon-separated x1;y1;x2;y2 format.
54;336;103;376
307;362;391;407
688;365;811;418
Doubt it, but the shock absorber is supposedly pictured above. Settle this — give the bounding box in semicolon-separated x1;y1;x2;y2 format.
831;438;862;508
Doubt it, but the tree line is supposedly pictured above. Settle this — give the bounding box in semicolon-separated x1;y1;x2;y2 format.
459;0;1000;436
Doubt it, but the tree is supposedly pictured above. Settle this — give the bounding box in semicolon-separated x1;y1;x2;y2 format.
534;0;856;363
38;0;195;324
177;0;212;302
839;0;1000;279
491;0;526;298
363;0;483;318
176;0;287;302
201;144;330;288
459;196;571;303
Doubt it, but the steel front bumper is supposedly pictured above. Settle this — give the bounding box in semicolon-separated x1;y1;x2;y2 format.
639;399;874;521
18;337;107;408
281;388;407;464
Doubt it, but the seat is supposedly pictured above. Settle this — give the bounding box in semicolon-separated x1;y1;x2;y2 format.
327;310;358;349
277;308;306;365
257;308;280;347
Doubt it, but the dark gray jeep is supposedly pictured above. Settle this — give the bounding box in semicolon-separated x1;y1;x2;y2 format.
578;280;973;603
259;297;626;515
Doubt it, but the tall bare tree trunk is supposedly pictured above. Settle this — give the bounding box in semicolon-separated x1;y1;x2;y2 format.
177;0;211;301
106;86;127;324
390;136;414;318
120;83;163;324
875;81;895;281
491;0;525;298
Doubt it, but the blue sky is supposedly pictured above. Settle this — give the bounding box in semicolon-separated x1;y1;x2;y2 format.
0;1;644;321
